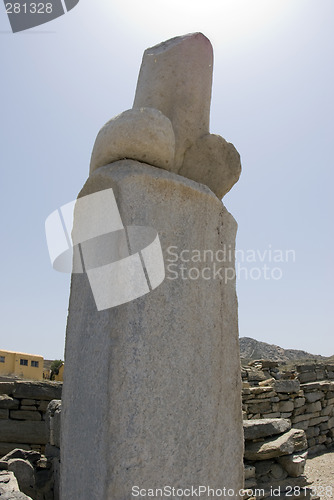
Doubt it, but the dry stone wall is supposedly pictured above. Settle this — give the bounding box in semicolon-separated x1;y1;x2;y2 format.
243;419;312;499
0;381;62;457
242;362;334;455
241;361;334;385
0;399;61;500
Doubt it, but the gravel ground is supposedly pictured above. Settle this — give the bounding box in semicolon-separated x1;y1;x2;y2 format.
304;449;334;499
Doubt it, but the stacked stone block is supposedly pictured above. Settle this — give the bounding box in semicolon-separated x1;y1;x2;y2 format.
241;361;334;387
243;419;311;499
242;372;334;454
0;381;62;456
0;400;61;500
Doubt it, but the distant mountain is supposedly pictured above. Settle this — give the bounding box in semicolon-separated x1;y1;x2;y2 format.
239;337;329;363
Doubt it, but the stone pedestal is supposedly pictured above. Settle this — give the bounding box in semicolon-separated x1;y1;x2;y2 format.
60;160;243;499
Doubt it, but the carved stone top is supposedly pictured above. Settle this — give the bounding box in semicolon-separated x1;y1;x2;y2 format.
90;33;241;199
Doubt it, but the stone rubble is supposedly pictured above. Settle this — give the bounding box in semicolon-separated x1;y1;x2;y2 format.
0;381;62;457
243;419;312;499
0;470;32;499
0;400;61;500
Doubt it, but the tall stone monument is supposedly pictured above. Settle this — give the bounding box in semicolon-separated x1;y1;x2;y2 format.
60;33;244;499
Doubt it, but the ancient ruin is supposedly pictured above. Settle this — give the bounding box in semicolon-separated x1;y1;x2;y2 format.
60;33;243;499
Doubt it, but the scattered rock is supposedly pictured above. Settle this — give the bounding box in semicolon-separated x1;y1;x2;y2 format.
0;470;32;499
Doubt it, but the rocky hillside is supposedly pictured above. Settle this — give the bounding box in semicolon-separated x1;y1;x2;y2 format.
240;337;327;363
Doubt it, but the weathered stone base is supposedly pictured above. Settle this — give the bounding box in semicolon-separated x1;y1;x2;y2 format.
61;161;243;499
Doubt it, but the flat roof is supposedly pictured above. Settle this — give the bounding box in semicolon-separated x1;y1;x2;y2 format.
0;349;44;359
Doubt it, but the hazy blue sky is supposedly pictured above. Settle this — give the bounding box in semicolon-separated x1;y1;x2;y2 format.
1;0;333;359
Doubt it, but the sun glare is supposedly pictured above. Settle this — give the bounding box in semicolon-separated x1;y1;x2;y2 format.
112;0;298;50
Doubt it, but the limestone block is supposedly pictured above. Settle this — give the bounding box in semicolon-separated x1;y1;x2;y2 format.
292;421;309;431
0;471;32;498
61;160;243;500
248;402;271;414
305;401;322;413
327;415;334;428
302;381;332;391
274;380;300;394
304;391;324;403
0;383;15;395
316;369;326;380
276;401;294;413
321;404;334;416
297;365;316;372
306;426;320;438
0;409;9;419
278;452;307;477
249;387;274;396
9;411;41;421
90;108;175;174
20;401;36;407
308;416;328;427
259;378;275;387
243;418;291;441
0;421;47;445
7;459;35;492
247;398;271;411
244;429;307;461
292;412;319;424
263;412;280;419
13;382;61;401
299;372;316;384
247;370;268;382
294;406;307;416
0;395;19;410
294;397;306;408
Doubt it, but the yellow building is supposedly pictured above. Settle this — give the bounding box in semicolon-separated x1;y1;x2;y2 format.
54;362;64;382
0;349;44;381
